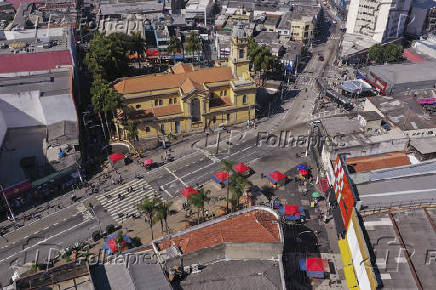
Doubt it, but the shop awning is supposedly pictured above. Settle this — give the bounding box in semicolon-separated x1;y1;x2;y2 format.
180;186;198;198
232;162;250;173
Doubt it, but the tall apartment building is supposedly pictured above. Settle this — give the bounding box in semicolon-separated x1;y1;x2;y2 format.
346;0;412;43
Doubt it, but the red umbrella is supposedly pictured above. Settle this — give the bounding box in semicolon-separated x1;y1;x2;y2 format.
109;152;124;162
299;169;308;175
106;239;118;253
233;162;250;173
215;171;229;182
268;170;286;182
144;159;153;166
180;186;198;198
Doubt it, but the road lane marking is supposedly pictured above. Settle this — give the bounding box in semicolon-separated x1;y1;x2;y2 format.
165;167;187;187
0;219;93;264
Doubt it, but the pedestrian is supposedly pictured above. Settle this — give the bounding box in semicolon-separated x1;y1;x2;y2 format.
261;173;264;178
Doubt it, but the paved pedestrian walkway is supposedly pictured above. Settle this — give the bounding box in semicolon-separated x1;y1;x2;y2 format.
96;179;161;224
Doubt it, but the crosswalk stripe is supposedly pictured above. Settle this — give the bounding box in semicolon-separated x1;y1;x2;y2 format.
96;180;152;204
104;189;154;210
97;179;145;198
107;193;151;212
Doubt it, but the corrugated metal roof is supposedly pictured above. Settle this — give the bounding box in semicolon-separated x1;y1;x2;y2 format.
0;50;72;74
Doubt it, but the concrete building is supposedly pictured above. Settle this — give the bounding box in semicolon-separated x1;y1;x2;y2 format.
365;61;436;95
346;0;412;43
364;95;436;138
112;23;256;140
405;0;436;36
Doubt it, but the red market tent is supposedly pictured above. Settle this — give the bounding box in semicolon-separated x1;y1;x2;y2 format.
144;159;153;166
267;170;286;184
284;205;300;216
180;186;198;198
306;258;324;272
109;152;125;163
299;169;308;175
233;162;250;174
213;171;230;185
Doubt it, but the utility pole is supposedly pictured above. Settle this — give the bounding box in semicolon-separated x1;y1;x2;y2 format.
1;184;16;225
215;131;221;155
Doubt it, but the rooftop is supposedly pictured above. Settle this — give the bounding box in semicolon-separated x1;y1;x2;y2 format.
410;137;436;154
367;95;436;130
320;114;363;136
0;50;72;74
340;33;377;58
358;111;382;122
255;31;279;45
179;259;282;290
157;209;281;254
368;61;436;85
344;151;411;173
113;64;235;95
91;262;171;290
99;1;165;15
363;208;436;289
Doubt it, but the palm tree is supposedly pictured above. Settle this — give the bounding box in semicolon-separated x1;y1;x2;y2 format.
221;159;234;213
115;230;124;253
229;174;252;211
155;201;173;233
167;36;182;64
188;188;211;224
184;31;202;62
137;197;160;240
125;121;138;141
91;77;122;139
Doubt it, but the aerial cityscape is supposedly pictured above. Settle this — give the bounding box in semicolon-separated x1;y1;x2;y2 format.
0;0;435;289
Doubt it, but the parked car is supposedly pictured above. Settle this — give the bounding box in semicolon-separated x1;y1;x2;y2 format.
318;55;324;61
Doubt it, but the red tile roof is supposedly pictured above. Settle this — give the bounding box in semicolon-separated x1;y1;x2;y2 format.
0;50;72;74
6;0;39;9
342;152;411;173
158;209;280;254
114;65;234;94
128;105;182;119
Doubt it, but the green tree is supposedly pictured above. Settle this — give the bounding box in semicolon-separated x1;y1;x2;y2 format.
137;197;160;240
184;31;202;62
188;188;211;224
85;32;130;81
383;43;403;63
115;230;124;253
167;36;182;63
90;78;122;139
221;159;234;213
368;44;385;64
125;121;138;141
155;201;173;233
229;174;252;212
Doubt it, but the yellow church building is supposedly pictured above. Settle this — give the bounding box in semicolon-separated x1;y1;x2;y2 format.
112;23;256;140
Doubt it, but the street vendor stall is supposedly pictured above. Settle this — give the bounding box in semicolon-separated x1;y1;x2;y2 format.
101;232;132;255
299;257;326;278
109;152;125;169
278;204;306;222
266;170;286;188
232;162;251;177
212;171;230;187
